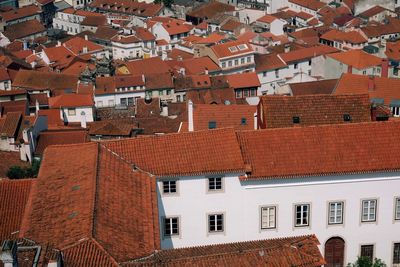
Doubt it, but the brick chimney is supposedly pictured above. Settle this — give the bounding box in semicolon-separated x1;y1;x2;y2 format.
381;58;389;78
368;76;375;91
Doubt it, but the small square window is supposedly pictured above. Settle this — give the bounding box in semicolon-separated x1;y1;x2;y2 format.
293;116;300;124
208;121;217;129
360;244;374;261
208;177;222;191
163;180;177;194
164;217;179;236
67;108;76;116
208;214;224;233
261;206;276;229
361;199;377;222
343;114;351;122
241;118;247;125
295;204;310;227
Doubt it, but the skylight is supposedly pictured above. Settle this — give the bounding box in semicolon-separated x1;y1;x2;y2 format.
228;46;238;53
237;44;248;51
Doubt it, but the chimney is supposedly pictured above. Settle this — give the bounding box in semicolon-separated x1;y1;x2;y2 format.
83;46;88;54
347;65;352;74
161;50;167;60
35;99;40;114
368;76;375;91
84;34;88;41
142;74;146;83
57;40;61;47
180;67;186;76
160;103;168;117
381;58;389;78
80;111;87;128
188;100;194;132
0;240;18;267
204;67;208;75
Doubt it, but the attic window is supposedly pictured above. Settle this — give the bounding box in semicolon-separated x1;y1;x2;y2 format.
237;44;248;50
241;118;247;125
343;114;351;122
228;46;238;53
208;121;217;129
293;116;300;124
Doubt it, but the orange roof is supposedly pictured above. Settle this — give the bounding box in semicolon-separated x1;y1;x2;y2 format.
255;53;287;72
256;14;278;24
20;142;160;262
334;73;400;105
162;20;193;36
386;40;400;61
192;104;256;131
0;5;40;22
3;19;46;41
63;36;104;55
320;29;367;44
238;121;400;179
359;5;387;18
0;179;34;242
226;72;261;89
195;32;225;45
35;129;89;155
0;66;10;81
0;111;22;138
220;19;243;32
37;109;63;127
289;0;326;11
13;70;78;91
49;94;94;108
211;40;254;59
278;45;338;63
103;128;248;177
327;49;382;69
121;57;172;76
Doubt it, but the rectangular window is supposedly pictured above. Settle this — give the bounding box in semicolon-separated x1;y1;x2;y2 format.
67;108;76;116
234;59;239;66
263;71;267;77
308;59;312;66
247;56;251;63
241;58;245;64
208;214;224;233
108;99;114;107
127;97;134;106
164;217;179;236
295;204;310;227
360;245;374;261
328;202;344;225
158;90;164;96
243;89;249;97
163;180;177;194
235;90;242;98
222;62;226;68
394;243;400;264
177;95;181;102
208;177;222;191
167;89;171;95
294;63;298;69
395;198;400;220
275;69;279;78
362;199;377;222
228;61;232;67
120;98;127;106
97;101;103;107
261;206;276;229
208;121;217;129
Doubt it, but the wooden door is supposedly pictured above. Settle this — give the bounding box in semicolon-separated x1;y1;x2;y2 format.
325;237;345;267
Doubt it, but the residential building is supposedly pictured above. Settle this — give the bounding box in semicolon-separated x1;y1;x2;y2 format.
52;8;105;35
255;52;289;94
3;19;46;42
254;14;287;35
48;94;94;124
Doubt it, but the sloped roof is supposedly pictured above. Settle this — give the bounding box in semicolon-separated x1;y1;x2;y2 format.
63;36;104;55
49;94;94;108
0;111;22;138
320;29;367;44
121;57;172;76
187;1;235;19
289;79;338;95
226;72;261;89
0;5;40;22
386;40;400;61
13;70;78;91
334;73;400;105
279;45;338;63
255;53;287;72
359;5;387;18
256;14;278;24
0;179;34;243
125;235;324;267
19;142;160;262
211;40;254;59
327;49;382;69
238;121;400;179
289;0;325;11
3;19;46;41
88;120;136;136
103;128;248;177
192;104;256;131
259;94;371;129
35;130;89;155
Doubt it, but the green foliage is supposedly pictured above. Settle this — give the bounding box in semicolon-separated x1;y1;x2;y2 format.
6;159;41;179
347;257;386;267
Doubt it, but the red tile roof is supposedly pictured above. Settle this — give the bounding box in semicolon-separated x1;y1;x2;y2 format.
49;94;94;108
3;19;46;41
359;5;387;18
187;1;235;20
0;5;40;22
289;79;338;95
103;128;248;177
289;0;326;11
238;121;400;179
258;94;371;129
0;111;22;138
327;49;383;69
20;142;160;262
13;70;78;91
278;45;338;63
35;130;89;155
386;40;400;61
255;53;287;72
63;36;104;55
0;179;34;242
226;72;261;89
334;73;400;105
88;119;136;136
192;104;256;131
37;109;63;127
320;29;367;44
256;14;278;24
121;57;172;76
211;40;254;59
0;66;10;81
0;151;30;177
126;235;324;267
167;56;220;75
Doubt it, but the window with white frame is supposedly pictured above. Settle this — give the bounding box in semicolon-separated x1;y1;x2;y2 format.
163;180;177;194
295;204;310;227
163;217;179;236
361;199;377;222
208;214;224;233
208;177;222;191
67;108;76;116
394;243;400;265
261;206;276;229
328;201;344;225
395;197;400;220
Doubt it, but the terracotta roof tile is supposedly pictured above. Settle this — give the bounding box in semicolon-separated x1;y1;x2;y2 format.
226;72;261;89
289;0;326;11
211;40;254;59
0;151;30;177
63;36;104;55
320;29;367;44
0;66;10;81
35;130;89;155
13;70;78;91
88;119;136;136
0;179;34;243
258;94;371;129
0;5;40;22
125;235;324;267
121;57;172;76
0;111;22;138
359;5;387;19
289;79;338;95
103;128;247;177
386;40;400;61
238;121;400;179
49;94;94;108
192;104;256;131
256;14;278;24
255;53;287;72
279;45;338;63
187;1;235;20
327;49;383;69
3;19;46;41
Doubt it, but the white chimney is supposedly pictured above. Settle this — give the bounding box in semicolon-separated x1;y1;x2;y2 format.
161;50;167;60
83;46;88;54
0;241;17;267
254;112;257;130
35;99;40;114
161;104;168;117
188;100;194;132
84;34;88;41
80;111;87;128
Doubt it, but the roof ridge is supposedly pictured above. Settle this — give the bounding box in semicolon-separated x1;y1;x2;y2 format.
90;143;100;241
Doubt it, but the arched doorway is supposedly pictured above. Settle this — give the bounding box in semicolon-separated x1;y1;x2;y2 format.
325;237;345;267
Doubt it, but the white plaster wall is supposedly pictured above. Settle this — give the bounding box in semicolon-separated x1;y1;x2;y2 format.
60;106;94;123
95;91;145;107
157;172;400;265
